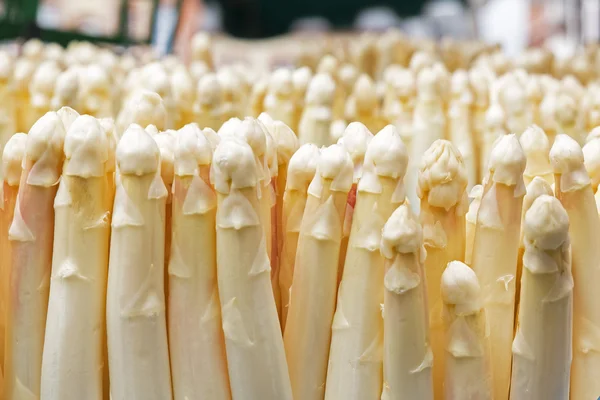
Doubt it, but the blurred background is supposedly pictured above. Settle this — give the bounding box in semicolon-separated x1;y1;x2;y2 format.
0;0;597;63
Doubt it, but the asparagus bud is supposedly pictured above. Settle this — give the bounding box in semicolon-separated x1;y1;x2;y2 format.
116;90;167;137
326;125;407;400
510;195;573;400
106;124;173;399
5;112;66;399
417;139;468;399
550;134;600;399
471;134;526;400
380;204;433;400
40;115;111;400
442;261;493;400
213;136;292;399
298;73;336;147
284;144;353;400
168;124;231;399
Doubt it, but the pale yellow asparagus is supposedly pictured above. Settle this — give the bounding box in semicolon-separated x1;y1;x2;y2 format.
500;81;531;136
442;261;493;400
264;69;296;129
13;58;36;133
471;133;526;400
168;124;231;400
555;94;585;145
344;75;385;134
0;133;27;376
479;103;507;182
278;143;320;332
291;67;313;131
258;113;300;325
519;125;553;187
4;112;66;400
170;66;196;128
284;144;353;400
326;126;408;400
550;134;600;400
515;177;554;326
50;67;79;112
583;137;600;194
417;139;468;400
40;115;110;400
448;70;476;190
510;195;573;400
298;73;336;146
0;54;16;150
78;65;113;118
382;68;415;155
379;201;435;400
106;124;173;400
57;106;80;133
336;122;373;284
465;184;483;266
212;136;292;399
194;73;225;131
115;90;167;138
28;61;62;128
406;67;446;214
469;68;490;183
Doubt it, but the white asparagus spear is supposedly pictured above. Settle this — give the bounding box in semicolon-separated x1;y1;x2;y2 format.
78;65;113;119
520;125;553;187
465;184;483;266
550;134;600;399
417;139;468;400
442;261;493;400
194;73;225;131
0;133;27;377
212;135;292;399
471;133;526;400
554;94;585;145
326;126;408;400
284;144;353;400
298;73;336;147
479;103;507;182
583;137;600;194
264;69;296;129
448;70;477;191
344;75;385;134
510;195;573;400
106;124;173;400
40;115;110;400
28;61;62;128
4;112;66;400
168;124;231;400
279;143;320;331
115;90;167;138
379;203;433;400
515;177;554;325
336;122;373;284
50;67;79;112
258;114;300;326
13;58;36;133
406;67;446;214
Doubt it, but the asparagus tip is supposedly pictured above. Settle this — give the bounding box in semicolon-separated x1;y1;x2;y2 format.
305;73;336;105
380;203;422;257
520;125;549;156
2;133;27;185
550;134;585;175
441;261;481;312
362;125;408;179
116;124;160;176
338;122;373;182
212;136;257;193
286;143;320;191
64;115;109;178
524;195;569;250
488;133;526;187
315;143;353;192
175;124;212;176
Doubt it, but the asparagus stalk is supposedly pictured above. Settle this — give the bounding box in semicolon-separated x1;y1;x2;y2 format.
168;124;231;399
292;67;313;132
4;112;66;399
78;65;113;118
520;125;553;187
213;135;292;399
40;115;110;400
326;125;408;400
479;103;507;182
382;68;415;155
510;194;573;400
442;261;493;400
278;143;320;332
471;133;526;400
583;137;600;194
194;73;225;131
344;75;384;134
298;73;336;146
258;114;300;325
379;203;432;400
550;134;600;399
50;67;80;112
448;71;477;191
0;133;27;376
284;143;353;400
465;184;483;266
264;69;296;129
406;67;446;214
417;139;468;400
336;122;373;284
106;124;173;400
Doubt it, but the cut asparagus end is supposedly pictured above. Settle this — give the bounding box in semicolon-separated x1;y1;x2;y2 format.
418;139;468;210
550;134;591;193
